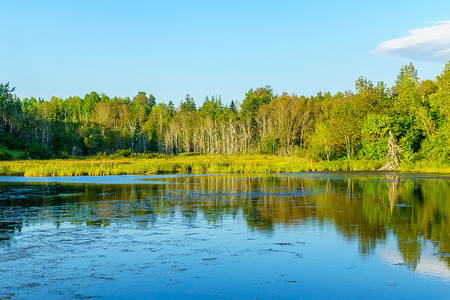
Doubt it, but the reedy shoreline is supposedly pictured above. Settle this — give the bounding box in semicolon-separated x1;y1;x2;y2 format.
1;154;449;177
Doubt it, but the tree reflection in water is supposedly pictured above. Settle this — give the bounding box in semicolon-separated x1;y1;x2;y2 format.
0;173;449;269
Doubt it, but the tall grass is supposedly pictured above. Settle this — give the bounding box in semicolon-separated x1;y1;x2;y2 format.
400;160;450;173
0;154;388;177
7;154;450;176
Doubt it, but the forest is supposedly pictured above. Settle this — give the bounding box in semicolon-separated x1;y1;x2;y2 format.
1;62;450;164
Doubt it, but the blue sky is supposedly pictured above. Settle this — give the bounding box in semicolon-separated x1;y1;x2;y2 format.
2;0;450;105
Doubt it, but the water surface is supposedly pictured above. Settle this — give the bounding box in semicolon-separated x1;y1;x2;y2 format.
1;172;449;299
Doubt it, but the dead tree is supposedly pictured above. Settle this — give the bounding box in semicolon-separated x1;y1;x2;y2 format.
379;130;402;171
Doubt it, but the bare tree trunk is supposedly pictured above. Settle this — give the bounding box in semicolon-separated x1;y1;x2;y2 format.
379;130;402;171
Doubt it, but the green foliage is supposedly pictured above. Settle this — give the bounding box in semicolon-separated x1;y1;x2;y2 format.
200;95;223;120
241;86;274;118
398;128;423;162
261;136;280;155
2;60;450;169
179;94;196;112
429;61;450;127
0;82;21;136
359;114;392;159
112;149;132;158
59;151;70;159
131;91;155;117
392;63;420;116
28;143;53;160
419;122;450;161
0;150;13;161
0;147;26;159
81;124;104;155
308;122;335;160
0;134;26;151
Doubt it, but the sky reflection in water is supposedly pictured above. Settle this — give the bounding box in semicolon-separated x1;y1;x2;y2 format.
0;172;449;299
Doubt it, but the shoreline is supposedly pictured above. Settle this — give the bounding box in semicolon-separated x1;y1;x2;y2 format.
1;154;450;177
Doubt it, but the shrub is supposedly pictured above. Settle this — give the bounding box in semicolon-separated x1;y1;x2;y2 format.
0;135;26;150
59;151;70;159
112;149;132;158
28;143;53;159
0;151;13;161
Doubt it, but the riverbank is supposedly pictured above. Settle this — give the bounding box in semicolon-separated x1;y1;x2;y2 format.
1;154;449;176
0;154;379;176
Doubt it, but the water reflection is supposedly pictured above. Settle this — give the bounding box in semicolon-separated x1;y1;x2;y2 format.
1;173;450;270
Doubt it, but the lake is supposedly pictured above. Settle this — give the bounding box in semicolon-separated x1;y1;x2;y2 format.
1;172;449;299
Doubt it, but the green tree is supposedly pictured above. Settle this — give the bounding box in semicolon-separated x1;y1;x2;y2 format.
65;96;83;123
200;95;223;120
390;63;425;161
429;61;450;126
82;92;101;123
179;94;196;112
360;113;392;159
240;86;274;118
0;82;21;136
309;121;335;161
131;91;155;115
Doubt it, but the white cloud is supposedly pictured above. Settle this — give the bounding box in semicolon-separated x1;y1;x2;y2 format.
373;21;450;61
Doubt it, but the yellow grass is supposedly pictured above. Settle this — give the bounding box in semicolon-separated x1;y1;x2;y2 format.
0;154;386;177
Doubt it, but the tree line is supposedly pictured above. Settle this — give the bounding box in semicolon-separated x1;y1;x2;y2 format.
1;61;450;161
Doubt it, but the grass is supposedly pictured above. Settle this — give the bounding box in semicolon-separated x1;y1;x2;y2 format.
0;147;25;160
400;160;450;173
1;154;449;177
0;154;385;177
